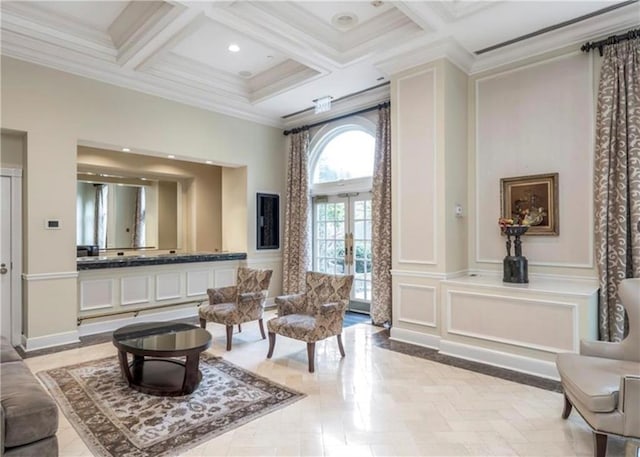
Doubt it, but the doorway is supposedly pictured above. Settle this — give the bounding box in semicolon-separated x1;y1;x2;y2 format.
1;169;22;345
313;192;372;314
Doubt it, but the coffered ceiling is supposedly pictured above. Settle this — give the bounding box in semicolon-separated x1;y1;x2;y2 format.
1;1;637;127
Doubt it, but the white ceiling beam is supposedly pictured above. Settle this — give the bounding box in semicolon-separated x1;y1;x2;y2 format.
113;2;205;71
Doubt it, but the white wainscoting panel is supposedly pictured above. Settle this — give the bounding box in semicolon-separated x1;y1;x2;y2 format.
446;290;577;353
121;275;150;305
396;68;437;265
156;272;181;301
215;268;236;288
187;270;209;297
80;279;113;310
397;283;437;328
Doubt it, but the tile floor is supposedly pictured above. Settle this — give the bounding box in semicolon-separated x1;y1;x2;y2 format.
25;315;635;457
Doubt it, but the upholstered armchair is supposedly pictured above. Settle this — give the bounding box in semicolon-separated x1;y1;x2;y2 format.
199;267;273;351
266;271;354;372
556;278;640;457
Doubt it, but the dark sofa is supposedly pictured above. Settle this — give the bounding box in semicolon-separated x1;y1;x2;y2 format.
1;338;58;456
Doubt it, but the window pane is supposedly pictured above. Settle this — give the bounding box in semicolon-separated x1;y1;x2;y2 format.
317;205;325;221
354;220;364;239
354;201;365;220
354;280;365;300
313;131;375;184
335;222;345;239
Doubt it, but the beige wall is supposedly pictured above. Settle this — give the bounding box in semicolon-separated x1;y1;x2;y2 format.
1;131;25;168
1;56;286;342
469;49;596;278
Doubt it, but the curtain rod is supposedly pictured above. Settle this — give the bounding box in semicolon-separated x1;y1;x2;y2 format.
283;101;390;136
581;27;640;56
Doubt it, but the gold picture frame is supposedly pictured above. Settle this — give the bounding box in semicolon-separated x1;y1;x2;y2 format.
500;173;559;236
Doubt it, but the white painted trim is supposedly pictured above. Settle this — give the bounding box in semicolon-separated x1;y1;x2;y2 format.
22;271;79;281
21;330;80;352
445;289;578;353
79;278;114;311
439;339;560;381
390;326;441;350
395;67;438;266
391;269;469;280
2;170;23;346
0;168;22;177
155;272;182;300
120;275;151;306
467;268;598;284
186;270;209;297
397;283;437;328
473;50;595;269
77;305;198;337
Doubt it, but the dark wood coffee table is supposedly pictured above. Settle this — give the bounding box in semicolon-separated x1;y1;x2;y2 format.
112;322;212;396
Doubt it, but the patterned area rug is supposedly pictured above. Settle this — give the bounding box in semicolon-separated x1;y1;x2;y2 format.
37;354;305;457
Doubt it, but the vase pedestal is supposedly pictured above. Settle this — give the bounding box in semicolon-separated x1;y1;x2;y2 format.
503;256;528;283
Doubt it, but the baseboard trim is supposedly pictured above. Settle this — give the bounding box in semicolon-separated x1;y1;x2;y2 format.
21;330;80;352
439;339;560;381
390;327;441;349
78;307;199;337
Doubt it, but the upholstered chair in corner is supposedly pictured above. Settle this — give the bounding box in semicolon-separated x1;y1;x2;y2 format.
266;271;354;372
199;267;273;351
556;278;640;457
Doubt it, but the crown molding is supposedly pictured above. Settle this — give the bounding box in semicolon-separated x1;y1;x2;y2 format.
469;4;639;74
375;37;475;76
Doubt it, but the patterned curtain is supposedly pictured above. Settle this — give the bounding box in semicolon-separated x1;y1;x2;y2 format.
371;104;392;326
133;186;146;248
594;38;640;342
93;184;108;248
282;129;311;294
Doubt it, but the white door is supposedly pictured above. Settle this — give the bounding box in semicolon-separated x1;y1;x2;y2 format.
1;176;13;339
313;192;372;313
1;172;21;345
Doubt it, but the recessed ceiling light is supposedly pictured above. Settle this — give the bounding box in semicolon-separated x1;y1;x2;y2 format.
205;160;213;165
332;12;358;29
141;178;147;181
122;147;130;152
228;43;240;53
168;155;175;159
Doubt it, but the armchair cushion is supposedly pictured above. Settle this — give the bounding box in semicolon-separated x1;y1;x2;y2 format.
267;314;319;342
557;353;640;413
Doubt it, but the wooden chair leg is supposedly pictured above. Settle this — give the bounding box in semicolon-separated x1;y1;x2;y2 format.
307;342;315;373
336;334;345;357
593;432;607;457
267;332;276;358
238;324;242;333
199;318;207;329
258;319;266;339
225;325;233;351
561;394;573;419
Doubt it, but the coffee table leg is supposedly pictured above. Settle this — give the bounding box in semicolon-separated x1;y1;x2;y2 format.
183;352;201;394
118;351;133;385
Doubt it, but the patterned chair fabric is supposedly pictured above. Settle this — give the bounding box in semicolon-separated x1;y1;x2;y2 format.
267;271;354;372
199;267;273;350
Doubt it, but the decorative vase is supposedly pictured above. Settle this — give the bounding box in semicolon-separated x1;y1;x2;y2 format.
502;225;529;284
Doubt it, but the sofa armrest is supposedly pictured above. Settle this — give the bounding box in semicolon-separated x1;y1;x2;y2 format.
580;340;625;360
619;375;640;437
275;294;306;316
207;285;238;305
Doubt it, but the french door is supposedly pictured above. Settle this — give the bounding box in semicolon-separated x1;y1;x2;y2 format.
313;192;372;314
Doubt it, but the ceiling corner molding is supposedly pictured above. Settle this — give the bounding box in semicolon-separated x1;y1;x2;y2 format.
375;38;475;76
469;4;640;74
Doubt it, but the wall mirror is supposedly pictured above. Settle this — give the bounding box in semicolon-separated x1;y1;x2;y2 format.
256;193;279;250
77;175;178;250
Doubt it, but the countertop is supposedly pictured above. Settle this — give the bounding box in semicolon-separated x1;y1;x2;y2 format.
77;252;247;270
